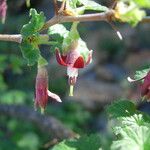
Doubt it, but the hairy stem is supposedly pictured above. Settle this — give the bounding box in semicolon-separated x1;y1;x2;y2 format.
0;34;22;43
41;10;114;31
0;34;49;43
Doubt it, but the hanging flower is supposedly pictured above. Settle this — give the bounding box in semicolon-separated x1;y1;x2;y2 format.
128;71;150;101
35;66;62;113
0;0;7;23
55;40;93;96
141;72;150;100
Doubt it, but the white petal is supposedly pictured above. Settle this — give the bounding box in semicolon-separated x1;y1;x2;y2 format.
47;90;62;102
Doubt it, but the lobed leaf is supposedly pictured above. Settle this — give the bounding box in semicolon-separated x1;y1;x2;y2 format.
51;134;102;150
20;9;47;66
106;100;136;118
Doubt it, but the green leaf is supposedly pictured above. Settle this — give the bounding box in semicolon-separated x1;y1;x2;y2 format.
20;40;40;66
48;24;69;53
62;22;80;52
20;9;48;66
78;0;108;12
21;9;46;38
57;0;78;9
51;140;76;150
115;1;146;26
111;114;150;150
52;134;102;150
134;68;150;80
133;0;150;8
48;24;69;40
106;100;136;118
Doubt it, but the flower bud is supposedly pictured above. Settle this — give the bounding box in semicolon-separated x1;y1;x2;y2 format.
35;66;61;113
0;0;7;23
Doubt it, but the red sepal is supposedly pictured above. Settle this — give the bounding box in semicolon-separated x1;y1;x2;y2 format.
73;56;84;68
55;49;67;66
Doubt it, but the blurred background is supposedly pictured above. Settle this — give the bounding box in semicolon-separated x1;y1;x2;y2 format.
0;0;150;150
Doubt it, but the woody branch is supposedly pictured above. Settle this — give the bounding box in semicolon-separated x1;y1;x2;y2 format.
0;10;150;43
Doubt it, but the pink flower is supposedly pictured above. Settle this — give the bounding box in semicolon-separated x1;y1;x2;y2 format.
55;43;93;96
128;71;150;101
0;0;7;23
35;67;61;113
141;72;150;100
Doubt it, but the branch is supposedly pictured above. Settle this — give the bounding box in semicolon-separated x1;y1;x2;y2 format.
41;10;114;31
0;34;49;43
141;16;150;23
0;104;77;140
0;34;22;43
53;0;59;15
0;12;150;43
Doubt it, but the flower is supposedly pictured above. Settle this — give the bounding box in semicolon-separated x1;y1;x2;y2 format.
128;71;150;101
141;72;150;100
0;0;7;23
35;66;61;113
55;41;93;96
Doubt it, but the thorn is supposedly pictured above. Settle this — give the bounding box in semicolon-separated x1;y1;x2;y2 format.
116;31;123;40
127;77;137;82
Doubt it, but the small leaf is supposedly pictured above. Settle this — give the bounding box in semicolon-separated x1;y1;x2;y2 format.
51;140;76;150
62;22;80;52
78;0;108;12
115;1;146;26
48;24;69;40
106;100;136;118
21;9;46;38
133;0;150;8
20;9;47;66
52;134;102;150
20;40;40;66
134;68;150;80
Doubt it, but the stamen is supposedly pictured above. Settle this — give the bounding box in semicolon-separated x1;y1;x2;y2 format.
40;107;45;114
69;85;74;96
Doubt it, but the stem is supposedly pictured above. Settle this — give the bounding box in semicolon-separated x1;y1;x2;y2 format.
142;16;150;23
0;34;49;43
0;34;22;43
41;10;114;31
0;12;150;43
